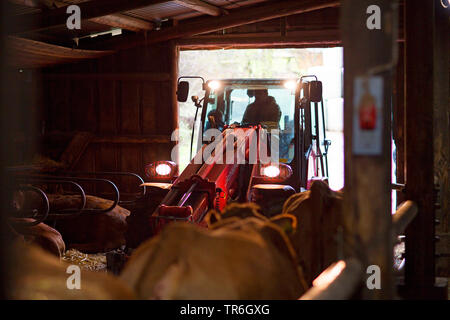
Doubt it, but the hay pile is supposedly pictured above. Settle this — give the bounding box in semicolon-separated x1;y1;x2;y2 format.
62;249;107;272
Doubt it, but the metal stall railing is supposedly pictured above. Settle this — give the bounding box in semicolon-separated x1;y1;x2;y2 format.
6;170;147;222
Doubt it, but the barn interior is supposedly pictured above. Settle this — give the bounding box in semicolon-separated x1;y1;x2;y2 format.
0;0;448;300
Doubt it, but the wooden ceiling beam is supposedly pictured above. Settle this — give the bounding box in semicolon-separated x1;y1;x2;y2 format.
89;14;154;32
90;0;340;50
13;0;154;32
174;0;227;16
8;0;168;34
9;0;44;8
177;30;341;48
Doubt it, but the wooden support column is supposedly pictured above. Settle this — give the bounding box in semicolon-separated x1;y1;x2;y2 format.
170;41;179;164
433;0;450;280
0;0;12;300
393;42;405;206
341;0;398;299
403;0;449;299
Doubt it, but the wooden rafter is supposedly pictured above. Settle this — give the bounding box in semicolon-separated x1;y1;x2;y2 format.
8;0;168;34
6;36;113;68
174;0;227;16
89;0;340;50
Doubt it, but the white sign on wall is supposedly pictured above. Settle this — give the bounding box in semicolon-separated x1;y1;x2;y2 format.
352;76;384;155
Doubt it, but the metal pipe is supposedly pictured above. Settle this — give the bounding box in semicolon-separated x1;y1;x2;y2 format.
299;258;363;300
392;200;418;237
11;185;49;226
20;175;119;214
391;183;406;191
13;178;87;218
67;171;146;205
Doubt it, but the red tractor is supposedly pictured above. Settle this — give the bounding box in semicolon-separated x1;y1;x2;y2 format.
135;76;331;237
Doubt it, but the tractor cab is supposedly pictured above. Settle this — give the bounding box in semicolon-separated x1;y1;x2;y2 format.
177;77;331;192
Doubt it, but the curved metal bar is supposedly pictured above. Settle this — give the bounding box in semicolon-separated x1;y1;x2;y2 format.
300;74;318;81
11;185;49;226
47;176;120;214
391;183;406;191
392;200;418;238
299;259;363;300
44;180;86;218
13;177;87;218
15;175;119;214
66;171;146;205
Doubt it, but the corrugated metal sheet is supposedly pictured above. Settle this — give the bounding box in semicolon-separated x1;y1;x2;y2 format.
125;0;271;21
207;0;269;9
125;1;194;21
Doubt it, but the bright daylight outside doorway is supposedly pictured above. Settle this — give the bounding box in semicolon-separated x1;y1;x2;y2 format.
177;48;344;191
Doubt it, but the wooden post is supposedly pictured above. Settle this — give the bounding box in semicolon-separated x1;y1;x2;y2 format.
341;0;398;299
170;41;179;165
433;0;450;282
403;0;449;299
393;42;405;206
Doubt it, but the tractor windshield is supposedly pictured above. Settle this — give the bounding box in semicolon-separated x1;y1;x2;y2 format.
203;80;297;163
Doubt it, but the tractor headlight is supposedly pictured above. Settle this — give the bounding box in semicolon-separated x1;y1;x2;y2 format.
207;80;221;90
284;80;297;90
155;163;171;176
262;165;280;178
260;163;293;181
145;161;178;181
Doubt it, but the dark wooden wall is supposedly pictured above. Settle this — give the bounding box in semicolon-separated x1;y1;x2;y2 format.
40;42;178;184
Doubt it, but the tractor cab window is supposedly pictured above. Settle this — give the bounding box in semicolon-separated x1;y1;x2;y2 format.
203;82;296;163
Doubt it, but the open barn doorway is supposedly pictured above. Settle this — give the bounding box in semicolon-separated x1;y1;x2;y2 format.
178;48;344;191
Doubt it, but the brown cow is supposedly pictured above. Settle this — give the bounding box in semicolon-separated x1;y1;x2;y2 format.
120;203;307;300
51;195;130;253
9;218;66;257
11;191;130;253
8;242;135;300
282;180;344;285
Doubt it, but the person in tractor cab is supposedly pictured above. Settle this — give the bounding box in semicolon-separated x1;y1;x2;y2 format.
205;108;225;131
242;89;282;127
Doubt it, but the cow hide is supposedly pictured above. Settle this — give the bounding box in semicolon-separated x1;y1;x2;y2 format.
282;180;344;285
51;195;130;253
8;242;135;300
9;218;66;257
121;206;307;300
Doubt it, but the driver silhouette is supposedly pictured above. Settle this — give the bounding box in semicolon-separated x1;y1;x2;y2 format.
242;89;281;126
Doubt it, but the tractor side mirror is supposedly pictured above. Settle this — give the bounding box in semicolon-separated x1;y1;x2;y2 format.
177;81;189;102
309;81;322;102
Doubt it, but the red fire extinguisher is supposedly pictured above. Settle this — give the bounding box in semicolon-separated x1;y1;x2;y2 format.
358;81;377;130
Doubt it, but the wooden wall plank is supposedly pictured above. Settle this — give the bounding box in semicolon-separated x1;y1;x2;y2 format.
141;82;157;134
70;80;96;132
120;81;141;134
120;145;142;192
98;80;117;134
48;79;70;132
74;145;96;194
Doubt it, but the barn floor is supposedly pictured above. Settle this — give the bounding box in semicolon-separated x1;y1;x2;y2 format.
62;249;107;273
62;242;406;275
